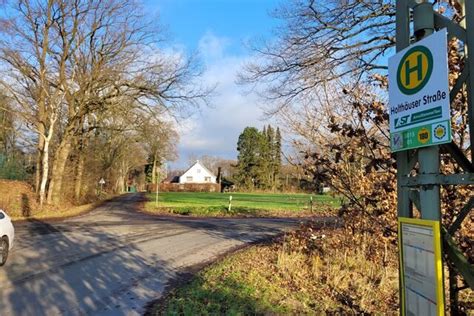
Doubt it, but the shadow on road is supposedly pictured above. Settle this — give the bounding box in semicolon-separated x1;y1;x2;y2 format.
1;216;175;315
0;193;338;315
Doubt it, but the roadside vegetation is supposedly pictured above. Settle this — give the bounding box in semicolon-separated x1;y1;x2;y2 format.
144;192;339;217
152;220;399;315
0;179;111;221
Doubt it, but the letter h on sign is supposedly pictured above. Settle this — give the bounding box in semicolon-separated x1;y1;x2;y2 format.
405;54;423;85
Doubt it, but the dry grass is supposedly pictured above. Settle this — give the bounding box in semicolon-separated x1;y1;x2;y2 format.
0;179;111;221
10;201;101;221
154;221;400;315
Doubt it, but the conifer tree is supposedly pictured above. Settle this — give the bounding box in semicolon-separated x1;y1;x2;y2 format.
262;125;274;188
236;127;263;189
273;127;282;190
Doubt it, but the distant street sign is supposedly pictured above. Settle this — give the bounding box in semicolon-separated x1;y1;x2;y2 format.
388;29;451;152
398;217;445;315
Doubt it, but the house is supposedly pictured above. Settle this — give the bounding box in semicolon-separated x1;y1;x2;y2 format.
179;160;217;184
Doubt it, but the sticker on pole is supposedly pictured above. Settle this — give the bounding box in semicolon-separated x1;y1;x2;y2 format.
398;217;445;316
388;29;451;152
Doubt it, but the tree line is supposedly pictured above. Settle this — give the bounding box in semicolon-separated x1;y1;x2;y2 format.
236;125;281;191
0;0;210;206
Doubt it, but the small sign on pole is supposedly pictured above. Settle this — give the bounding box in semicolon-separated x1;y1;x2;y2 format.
388;29;451;152
99;178;105;191
398;217;445;315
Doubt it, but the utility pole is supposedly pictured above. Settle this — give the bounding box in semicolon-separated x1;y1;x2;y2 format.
155;169;160;207
395;1;474;314
155;162;167;207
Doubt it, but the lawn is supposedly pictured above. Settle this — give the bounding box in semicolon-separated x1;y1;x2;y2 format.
144;192;339;217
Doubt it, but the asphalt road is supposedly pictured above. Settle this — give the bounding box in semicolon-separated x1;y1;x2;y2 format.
0;194;315;316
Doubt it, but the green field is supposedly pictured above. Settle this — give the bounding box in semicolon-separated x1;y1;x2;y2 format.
145;192;339;217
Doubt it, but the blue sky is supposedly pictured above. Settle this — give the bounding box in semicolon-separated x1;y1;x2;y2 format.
145;0;279;55
143;0;281;169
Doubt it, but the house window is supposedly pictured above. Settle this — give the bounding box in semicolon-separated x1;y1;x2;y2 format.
205;177;211;182
197;169;201;173
186;176;193;182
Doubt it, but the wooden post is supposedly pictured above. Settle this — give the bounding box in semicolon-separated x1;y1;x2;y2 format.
228;195;232;212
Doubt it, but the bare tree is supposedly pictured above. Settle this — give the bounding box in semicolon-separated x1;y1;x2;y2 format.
0;0;68;205
0;0;212;206
140;118;178;185
239;0;395;114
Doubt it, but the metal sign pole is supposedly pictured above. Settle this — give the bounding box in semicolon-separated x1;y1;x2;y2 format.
395;0;474;314
412;2;441;222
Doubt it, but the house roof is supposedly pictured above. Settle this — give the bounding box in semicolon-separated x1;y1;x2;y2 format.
162;175;179;183
180;160;216;178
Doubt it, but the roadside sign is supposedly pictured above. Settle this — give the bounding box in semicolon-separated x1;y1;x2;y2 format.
388;29;451;152
398;217;445;316
99;178;105;185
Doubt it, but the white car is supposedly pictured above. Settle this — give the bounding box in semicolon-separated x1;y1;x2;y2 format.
0;209;14;266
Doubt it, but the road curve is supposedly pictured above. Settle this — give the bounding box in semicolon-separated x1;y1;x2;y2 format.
0;194;317;316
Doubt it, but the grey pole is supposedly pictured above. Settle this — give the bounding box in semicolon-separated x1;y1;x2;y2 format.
412;2;441;222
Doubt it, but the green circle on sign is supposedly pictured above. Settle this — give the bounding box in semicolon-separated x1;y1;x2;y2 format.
396;45;433;95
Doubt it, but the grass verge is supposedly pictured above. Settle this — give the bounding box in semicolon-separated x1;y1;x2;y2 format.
150;221;400;315
144;192;339;217
10;200;101;222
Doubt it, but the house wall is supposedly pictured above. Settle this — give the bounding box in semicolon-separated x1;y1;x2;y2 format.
179;162;216;183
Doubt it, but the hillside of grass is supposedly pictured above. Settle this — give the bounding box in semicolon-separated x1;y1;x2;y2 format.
144;192;340;217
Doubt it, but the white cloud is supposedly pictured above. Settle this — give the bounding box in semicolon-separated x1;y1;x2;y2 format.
198;31;231;61
170;32;270;169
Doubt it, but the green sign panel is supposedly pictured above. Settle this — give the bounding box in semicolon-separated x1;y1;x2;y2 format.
391;120;451;151
388;29;451;152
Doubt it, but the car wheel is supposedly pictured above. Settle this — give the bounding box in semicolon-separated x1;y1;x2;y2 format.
0;237;9;266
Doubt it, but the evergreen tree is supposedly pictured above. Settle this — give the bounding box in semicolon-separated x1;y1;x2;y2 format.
258;125;272;189
236;127;263;189
265;125;275;189
273;127;282;189
236;125;282;191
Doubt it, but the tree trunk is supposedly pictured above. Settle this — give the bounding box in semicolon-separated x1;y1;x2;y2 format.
39;121;55;207
151;156;157;184
47;140;72;205
39;138;50;207
35;133;45;194
74;148;85;201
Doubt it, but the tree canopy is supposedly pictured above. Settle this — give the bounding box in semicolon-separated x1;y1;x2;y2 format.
236;125;282;190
